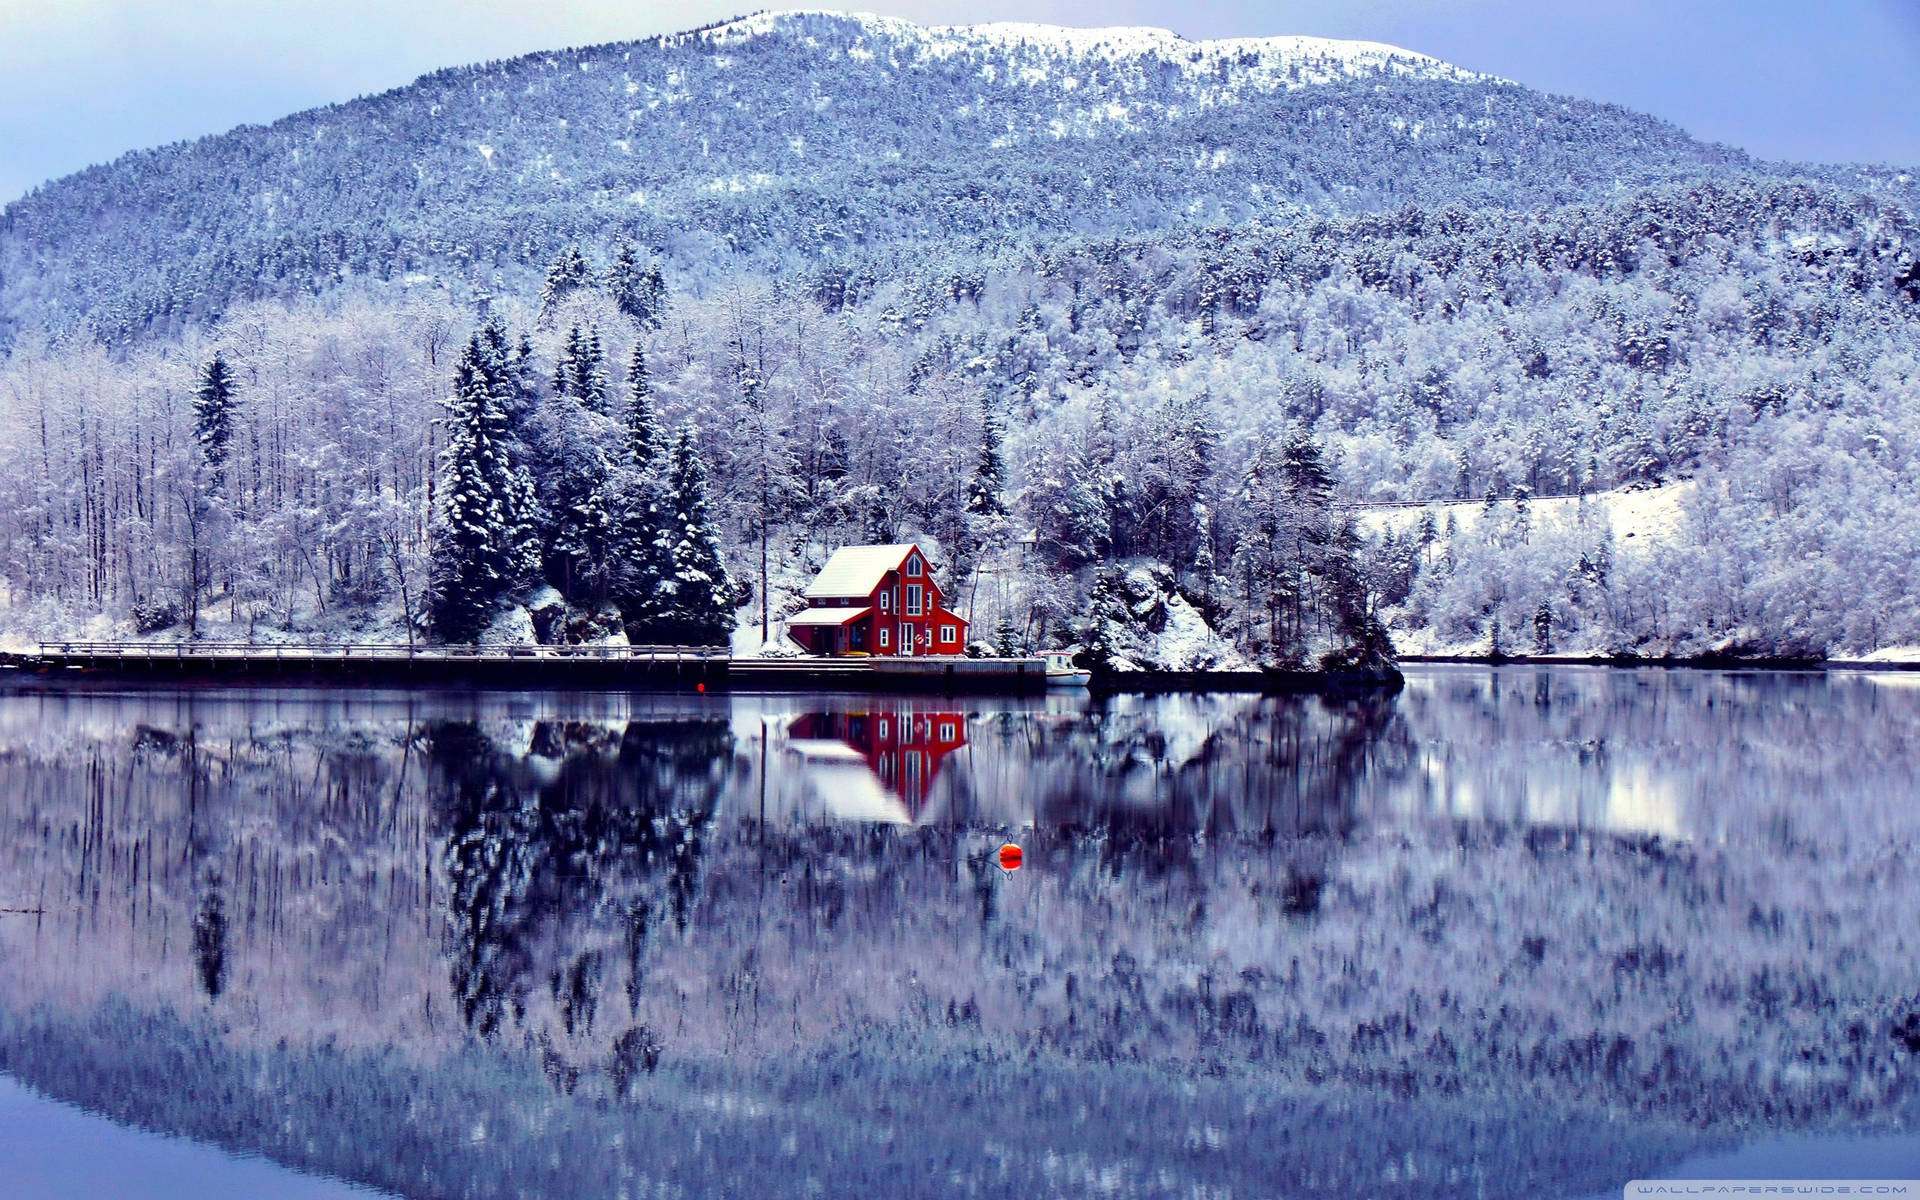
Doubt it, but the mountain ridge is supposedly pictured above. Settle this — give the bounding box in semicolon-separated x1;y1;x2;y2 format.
0;10;1766;349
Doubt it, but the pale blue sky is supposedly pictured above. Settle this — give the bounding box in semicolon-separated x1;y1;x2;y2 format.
2;0;1917;204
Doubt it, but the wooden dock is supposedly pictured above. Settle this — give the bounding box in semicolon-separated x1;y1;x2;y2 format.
1;643;1402;695
4;641;1051;694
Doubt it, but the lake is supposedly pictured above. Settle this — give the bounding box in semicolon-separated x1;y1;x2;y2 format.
0;666;1917;1198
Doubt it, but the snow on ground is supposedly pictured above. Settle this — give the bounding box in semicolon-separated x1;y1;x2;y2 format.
1361;483;1694;658
1832;645;1920;666
1354;481;1693;545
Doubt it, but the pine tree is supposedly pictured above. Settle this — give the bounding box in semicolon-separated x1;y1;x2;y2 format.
551;329;574;398
651;424;735;646
475;324;542;579
993;614;1020;657
1077;566;1131;672
609;341;669;636
427;334;537;642
624;342;662;469
610;470;670;639
1533;600;1554;654
545;437;616;609
607;241;668;329
538;244;593;320
193;351;237;489
966;392;1007;515
578;327;608;413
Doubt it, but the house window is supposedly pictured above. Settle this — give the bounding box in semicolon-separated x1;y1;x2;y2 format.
906;584;923;616
879;590;890;612
939;720;956;742
907;554;922;576
879;626;890;649
940;625;956;645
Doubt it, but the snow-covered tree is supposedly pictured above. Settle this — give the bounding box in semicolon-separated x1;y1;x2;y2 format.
966;393;1007;516
607;241;668;330
539;245;594;320
427;334;538;641
193;352;238;488
623;342;662;469
645;424;735;646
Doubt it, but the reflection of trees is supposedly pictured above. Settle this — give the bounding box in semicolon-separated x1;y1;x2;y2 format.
430;717;732;1051
191;885;227;1000
1002;692;1409;845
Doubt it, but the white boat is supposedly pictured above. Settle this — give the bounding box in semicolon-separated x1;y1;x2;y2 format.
1038;650;1091;688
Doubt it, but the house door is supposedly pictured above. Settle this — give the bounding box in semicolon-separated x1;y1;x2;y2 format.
899;622;914;656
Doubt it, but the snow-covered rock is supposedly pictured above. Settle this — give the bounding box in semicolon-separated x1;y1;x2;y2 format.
478;603;538;648
1084;564;1249;673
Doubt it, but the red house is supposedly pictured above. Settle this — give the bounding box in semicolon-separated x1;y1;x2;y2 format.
785;543;968;656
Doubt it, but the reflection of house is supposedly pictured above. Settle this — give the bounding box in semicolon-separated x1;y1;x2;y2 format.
786;707;966;821
785;543;968;656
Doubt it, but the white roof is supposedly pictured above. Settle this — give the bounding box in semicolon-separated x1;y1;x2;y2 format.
803;544;921;599
786;606;873;627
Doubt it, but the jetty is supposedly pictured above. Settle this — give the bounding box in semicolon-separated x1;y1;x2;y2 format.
2;642;1400;695
5;641;1057;694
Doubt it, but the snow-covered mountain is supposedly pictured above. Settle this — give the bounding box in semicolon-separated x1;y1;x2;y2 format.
0;10;1760;346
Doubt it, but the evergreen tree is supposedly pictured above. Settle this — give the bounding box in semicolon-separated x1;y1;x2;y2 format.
624;342;662;469
551;331;574;398
1231;432;1345;665
552;324;609;413
1534;599;1554;654
966;393;1007;515
993;614;1020;657
538;245;594;320
545;437;616;609
1077;566;1131;672
610;469;670;639
193;351;237;488
607;342;670;639
649;424;735;645
427;334;537;641
579;327;608;413
607;241;668;330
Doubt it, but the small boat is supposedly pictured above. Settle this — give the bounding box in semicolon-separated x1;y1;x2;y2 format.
1037;650;1091;688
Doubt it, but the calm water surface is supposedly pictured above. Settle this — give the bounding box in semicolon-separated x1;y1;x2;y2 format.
0;666;1917;1198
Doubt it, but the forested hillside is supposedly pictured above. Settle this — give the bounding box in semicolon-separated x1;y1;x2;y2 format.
1;11;1916;659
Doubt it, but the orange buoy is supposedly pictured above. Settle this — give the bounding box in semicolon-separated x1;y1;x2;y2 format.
696;682;705;693
997;843;1023;872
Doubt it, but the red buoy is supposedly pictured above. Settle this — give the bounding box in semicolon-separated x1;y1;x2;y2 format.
997;843;1023;872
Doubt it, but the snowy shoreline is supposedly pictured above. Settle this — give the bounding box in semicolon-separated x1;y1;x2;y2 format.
1399;652;1920;672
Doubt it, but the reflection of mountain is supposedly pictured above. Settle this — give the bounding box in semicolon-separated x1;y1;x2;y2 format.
784;707;967;823
0;676;1917;1197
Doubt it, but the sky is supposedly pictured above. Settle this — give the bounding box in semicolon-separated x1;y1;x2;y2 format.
1;0;1917;204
